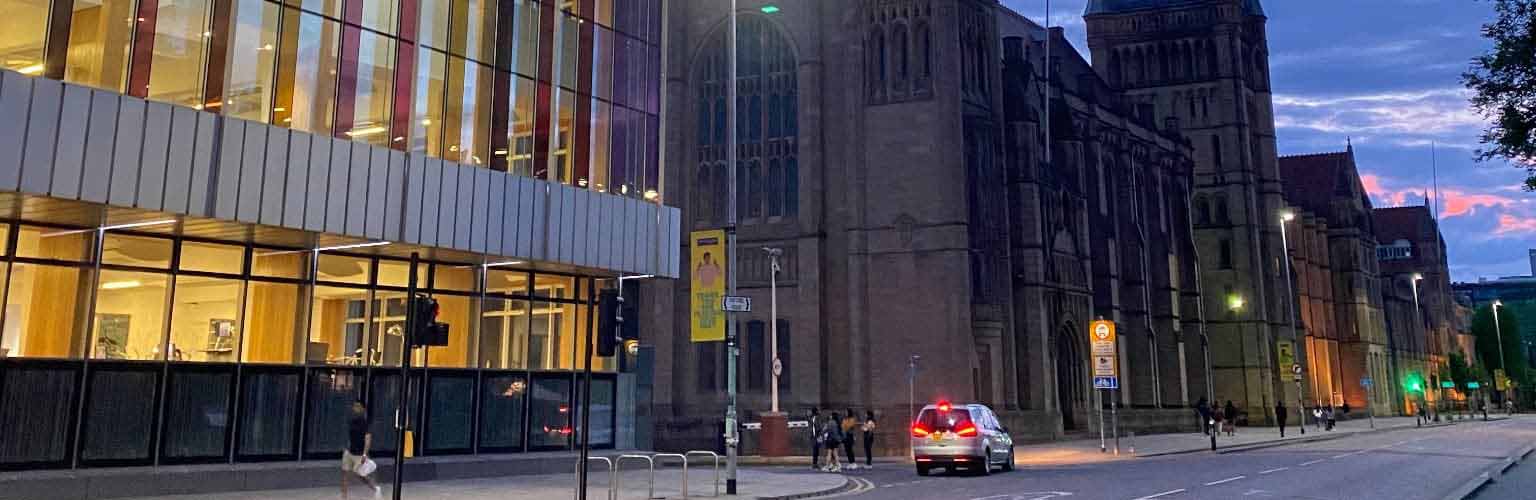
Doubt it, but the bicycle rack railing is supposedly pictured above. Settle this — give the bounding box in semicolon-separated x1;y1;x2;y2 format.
684;451;722;497
615;454;660;499
574;456;617;500
652;453;688;497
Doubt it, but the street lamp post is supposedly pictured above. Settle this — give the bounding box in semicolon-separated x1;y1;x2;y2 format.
724;0;740;493
763;247;783;413
1279;210;1305;434
1494;300;1508;405
1230;295;1251;417
1411;273;1427;419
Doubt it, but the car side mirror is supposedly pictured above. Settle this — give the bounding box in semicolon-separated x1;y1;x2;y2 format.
1001;425;1010;434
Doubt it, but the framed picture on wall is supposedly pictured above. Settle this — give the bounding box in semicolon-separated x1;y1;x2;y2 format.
206;319;236;352
94;313;131;359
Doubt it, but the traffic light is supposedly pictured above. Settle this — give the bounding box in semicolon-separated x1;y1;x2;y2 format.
1404;373;1425;393
621;302;639;342
596;289;620;357
408;294;450;347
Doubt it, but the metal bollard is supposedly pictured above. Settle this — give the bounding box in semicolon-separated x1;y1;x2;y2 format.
616;454;659;499
575;456;617;500
685;451;723;497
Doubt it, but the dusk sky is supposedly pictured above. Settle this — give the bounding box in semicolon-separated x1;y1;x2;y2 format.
1001;0;1531;282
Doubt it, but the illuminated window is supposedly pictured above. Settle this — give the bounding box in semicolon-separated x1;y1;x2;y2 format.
145;0;214;106
375;258;427;288
316;253;370;284
242;279;306;363
91;270;171;361
223;0;281;121
444;57;494;165
480;297;529;369
344;29;395;145
428;292;475;368
168;275;244;362
180;241;245;274
411;48;447;156
251;249;309;279
449;0;496;63
273;8;339;134
0;0;48;75
308;286;368;365
2;262;92;359
16;226;94;261
65;0;136;92
102;234;173;269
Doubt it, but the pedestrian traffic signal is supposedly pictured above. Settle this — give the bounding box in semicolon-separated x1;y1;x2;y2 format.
596;289;620;357
621;302;640;342
408;294;450;347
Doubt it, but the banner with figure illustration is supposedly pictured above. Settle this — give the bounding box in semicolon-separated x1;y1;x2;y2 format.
690;230;727;342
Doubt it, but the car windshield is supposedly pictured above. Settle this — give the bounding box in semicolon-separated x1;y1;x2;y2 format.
916;407;974;432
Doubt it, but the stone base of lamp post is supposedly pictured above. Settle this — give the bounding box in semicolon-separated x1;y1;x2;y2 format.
759;412;791;457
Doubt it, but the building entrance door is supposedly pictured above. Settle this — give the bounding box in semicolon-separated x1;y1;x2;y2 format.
1057;330;1085;431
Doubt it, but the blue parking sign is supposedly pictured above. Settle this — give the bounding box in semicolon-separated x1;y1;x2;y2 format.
1093;376;1119;390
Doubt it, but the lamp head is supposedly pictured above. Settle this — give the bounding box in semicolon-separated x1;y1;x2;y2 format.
1228;295;1246;311
1281;211;1295;222
1413;273;1423;281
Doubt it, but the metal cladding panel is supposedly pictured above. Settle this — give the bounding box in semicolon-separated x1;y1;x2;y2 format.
108;98;146;207
470;168;490;253
435;162;457;248
162;106;200;213
418;158;442;247
235;121;267;223
543;183;562;263
20;77;61;194
665;208;681;278
640;203;656;275
303;135;332;232
133;101;172;209
569;187;589;266
500;174;520;257
561;186;579;265
212;118;243;219
323;139;350;234
382;151;405;241
485;171;506;256
281;132;312;229
187;112;217;216
259;128;290;226
524;178;545;261
344;142;370;237
577;189;596;268
365;148;389;239
51;84;92;200
453;165;473;250
624;198;640;274
80;91;119;204
403;154;425;244
0;72;31;190
601;195;618;271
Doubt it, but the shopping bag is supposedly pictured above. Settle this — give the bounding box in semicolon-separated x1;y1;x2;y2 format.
356;457;377;476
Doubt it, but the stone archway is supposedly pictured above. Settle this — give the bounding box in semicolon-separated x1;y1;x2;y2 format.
1056;327;1088;431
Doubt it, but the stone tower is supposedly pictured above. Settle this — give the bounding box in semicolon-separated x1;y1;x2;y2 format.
1085;0;1298;421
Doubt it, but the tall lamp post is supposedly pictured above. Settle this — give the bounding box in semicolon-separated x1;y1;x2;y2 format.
1494;300;1508;405
724;0;740;493
763;247;783;413
1279;210;1305;434
1410;273;1428;419
1229;294;1251;416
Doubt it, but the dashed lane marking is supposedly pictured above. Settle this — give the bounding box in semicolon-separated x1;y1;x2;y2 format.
1204;475;1245;486
1298;458;1327;466
1131;488;1186;500
1257;467;1288;475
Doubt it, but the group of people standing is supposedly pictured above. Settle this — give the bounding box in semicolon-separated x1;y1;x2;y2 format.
1195;398;1242;437
808;408;876;472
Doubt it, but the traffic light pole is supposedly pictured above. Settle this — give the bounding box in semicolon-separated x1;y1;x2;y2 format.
391;252;420;500
577;283;596;499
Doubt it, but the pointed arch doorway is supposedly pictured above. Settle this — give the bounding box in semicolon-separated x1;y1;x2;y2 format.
1056;327;1088;431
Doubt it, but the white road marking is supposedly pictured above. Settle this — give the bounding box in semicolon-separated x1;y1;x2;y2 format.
1132;488;1186;500
1299;458;1327;466
1258;467;1288;475
1204;475;1246;486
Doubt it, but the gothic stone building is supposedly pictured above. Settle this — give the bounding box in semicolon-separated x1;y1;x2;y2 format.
638;0;1208;452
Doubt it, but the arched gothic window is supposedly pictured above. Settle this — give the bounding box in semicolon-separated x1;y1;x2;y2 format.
893;23;910;82
915;22;932;79
868;26;886;98
695;15;800;223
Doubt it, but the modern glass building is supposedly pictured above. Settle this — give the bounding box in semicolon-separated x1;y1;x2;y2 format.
0;0;678;470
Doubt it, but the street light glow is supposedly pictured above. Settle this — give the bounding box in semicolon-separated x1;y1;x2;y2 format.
1280;210;1295;222
1228;295;1245;311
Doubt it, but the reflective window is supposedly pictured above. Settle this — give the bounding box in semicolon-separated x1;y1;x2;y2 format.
316;253;370;284
479;297;529;369
433;264;477;292
181;241;246;274
224;0;282;122
376;259;427;287
145;0;214;106
526;299;567;370
450;0;496;63
2;263;91;359
252;249;309;279
550;88;576;183
16;226;94;262
417;0;449;49
102;234;174;269
587;99;611;191
344;28;395;145
370;291;407;366
274;8;339;134
242;280;306;363
444;57;494;165
168;275;244;362
308;286;369;364
357;0;397;35
512;0;540;78
479;373;526;449
65;0;136;91
508;74;537;177
528;375;570;448
411;48;448;157
0;0;49;75
485;269;529;295
558;11;580;90
283;0;341;18
91;270;171;361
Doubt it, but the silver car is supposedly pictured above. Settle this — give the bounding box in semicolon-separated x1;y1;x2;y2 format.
910;402;1014;476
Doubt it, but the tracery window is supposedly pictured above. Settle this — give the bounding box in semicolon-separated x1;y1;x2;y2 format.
695;15;799;224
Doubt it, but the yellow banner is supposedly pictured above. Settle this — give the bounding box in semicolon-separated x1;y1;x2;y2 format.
690;230;727;342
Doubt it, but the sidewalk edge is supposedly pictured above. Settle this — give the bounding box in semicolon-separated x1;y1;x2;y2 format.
754;476;857;500
1441;443;1534;500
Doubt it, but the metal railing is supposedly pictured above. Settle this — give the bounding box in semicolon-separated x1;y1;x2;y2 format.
685;451;722;498
575;456;616;500
607;451;722;499
616;454;660;499
652;453;688;497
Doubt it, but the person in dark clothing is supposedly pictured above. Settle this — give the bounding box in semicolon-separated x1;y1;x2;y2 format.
341;400;380;499
809;407;822;470
1275;402;1289;437
1196;398;1212;435
862;411;877;467
841;409;858;469
1223;401;1239;436
822;412;843;472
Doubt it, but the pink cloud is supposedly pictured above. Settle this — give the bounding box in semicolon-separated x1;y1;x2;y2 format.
1439;189;1517;218
1495;214;1536;235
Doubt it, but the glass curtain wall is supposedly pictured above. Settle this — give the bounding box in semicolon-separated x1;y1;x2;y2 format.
0;222;614;469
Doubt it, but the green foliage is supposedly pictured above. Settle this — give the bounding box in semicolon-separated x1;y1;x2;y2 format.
1447;351;1475;390
1471;305;1531;387
1463;0;1536;189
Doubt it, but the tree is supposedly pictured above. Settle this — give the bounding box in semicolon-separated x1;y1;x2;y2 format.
1463;0;1536;189
1471;305;1530;388
1447;350;1474;392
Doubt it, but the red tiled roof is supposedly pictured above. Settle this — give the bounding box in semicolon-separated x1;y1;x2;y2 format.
1279;150;1359;215
1373;206;1435;243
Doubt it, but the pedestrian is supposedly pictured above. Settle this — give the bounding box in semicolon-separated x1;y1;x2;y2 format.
822;412;843;472
1223;400;1238;436
1196;397;1212;435
1275;401;1288;437
341;400;381;500
1341;402;1350;418
809;407;822;470
1324;406;1336;431
862;411;877;467
841;409;858;469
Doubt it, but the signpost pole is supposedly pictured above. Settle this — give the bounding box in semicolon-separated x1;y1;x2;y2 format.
1112;390;1120;455
1098;389;1106;453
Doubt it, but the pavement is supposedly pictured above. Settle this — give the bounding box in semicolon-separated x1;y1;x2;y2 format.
823;415;1536;500
118;467;849;500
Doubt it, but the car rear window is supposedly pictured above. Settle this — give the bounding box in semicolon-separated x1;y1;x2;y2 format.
917;407;974;431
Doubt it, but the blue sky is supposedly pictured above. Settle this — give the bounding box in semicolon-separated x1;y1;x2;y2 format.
1000;0;1531;282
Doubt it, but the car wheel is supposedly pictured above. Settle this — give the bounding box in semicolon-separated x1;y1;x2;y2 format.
1002;446;1015;472
916;465;931;476
978;449;993;476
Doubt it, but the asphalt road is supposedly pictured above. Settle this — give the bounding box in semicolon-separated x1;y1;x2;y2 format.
791;416;1536;500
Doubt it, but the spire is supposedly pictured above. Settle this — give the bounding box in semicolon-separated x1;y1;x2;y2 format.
1346;137;1353;152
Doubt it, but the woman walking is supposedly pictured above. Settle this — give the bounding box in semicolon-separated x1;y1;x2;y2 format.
862;411;877;467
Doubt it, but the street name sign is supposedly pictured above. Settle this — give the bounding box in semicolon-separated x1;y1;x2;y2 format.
721;296;751;312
